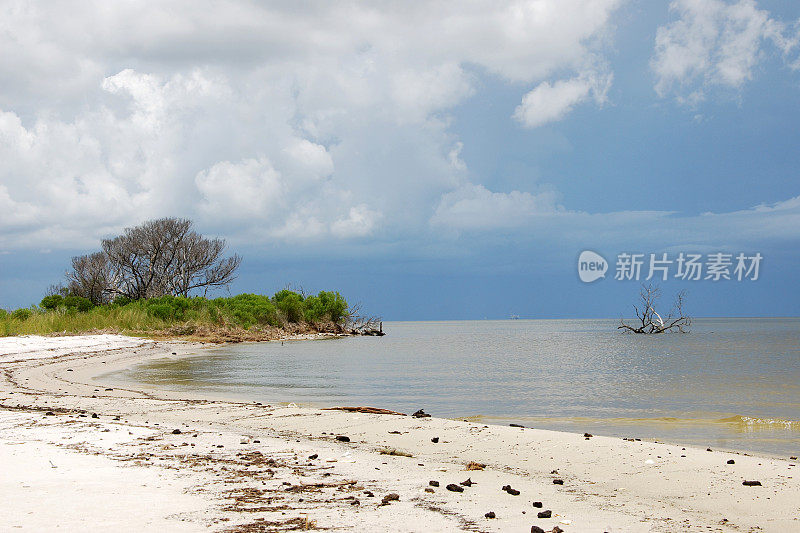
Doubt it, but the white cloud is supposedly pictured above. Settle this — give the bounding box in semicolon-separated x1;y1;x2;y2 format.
513;72;612;128
0;1;625;250
652;0;800;103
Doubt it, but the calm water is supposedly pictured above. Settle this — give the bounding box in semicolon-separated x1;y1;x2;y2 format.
106;318;800;456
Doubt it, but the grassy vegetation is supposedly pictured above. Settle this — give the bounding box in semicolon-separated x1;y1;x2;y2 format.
0;290;350;339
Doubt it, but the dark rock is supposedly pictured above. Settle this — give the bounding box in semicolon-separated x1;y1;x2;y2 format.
707;448;713;452
446;483;464;492
460;478;473;487
105;388;113;391
727;459;735;464
510;423;526;428
66;369;73;372
431;437;439;443
742;480;762;486
172;352;177;355
537;510;552;519
91;413;99;419
791;456;798;460
502;485;520;495
429;480;439;487
335;435;350;442
532;501;543;508
381;493;400;504
364;491;374;497
531;527;545;533
172;429;182;434
308;454;318;460
412;409;431;418
553;479;564;485
350;499;360;506
253;439;260;443
424;487;435;493
45;411;55;416
584;433;593;438
485;511;496;519
388;430;401;434
550;469;558;474
552;527;564;533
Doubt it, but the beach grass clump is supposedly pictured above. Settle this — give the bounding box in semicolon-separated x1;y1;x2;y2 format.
0;289;352;338
465;461;486;471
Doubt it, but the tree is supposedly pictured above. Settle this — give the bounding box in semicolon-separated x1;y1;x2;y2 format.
66;218;241;302
618;284;691;334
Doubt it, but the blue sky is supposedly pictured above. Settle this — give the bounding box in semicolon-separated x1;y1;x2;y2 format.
1;1;799;319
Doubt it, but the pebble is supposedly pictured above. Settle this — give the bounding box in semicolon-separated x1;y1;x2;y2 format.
429;480;439;487
537;510;552;518
727;459;735;464
485;511;496;519
412;409;431;418
742;480;762;486
424;488;435;493
446;483;464;492
502;485;520;496
45;411;54;416
335;435;350;442
532;501;543;508
531;527;545;533
553;479;564;485
431;437;439;443
584;433;593;438
91;413;98;419
510;423;526;428
381;493;400;504
460;478;473;487
172;429;182;434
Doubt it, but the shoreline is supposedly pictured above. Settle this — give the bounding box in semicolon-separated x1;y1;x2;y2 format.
1;335;798;532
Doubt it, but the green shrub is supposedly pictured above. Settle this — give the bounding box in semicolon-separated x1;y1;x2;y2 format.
63;295;94;312
304;291;348;323
11;308;33;320
41;294;64;310
273;290;304;323
216;294;278;328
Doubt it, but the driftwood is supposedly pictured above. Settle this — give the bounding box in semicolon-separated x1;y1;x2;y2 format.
323;406;406;416
619;284;691;334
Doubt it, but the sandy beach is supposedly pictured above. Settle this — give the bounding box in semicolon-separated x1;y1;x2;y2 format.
1;335;798;532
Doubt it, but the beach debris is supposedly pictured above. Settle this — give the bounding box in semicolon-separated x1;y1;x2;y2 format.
364;491;374;497
531;527;545;533
49;460;57;469
308;454;318;460
727;459;735;464
431;437;439;443
388;431;402;434
485;511;496;519
424;487;435;493
584;433;593;438
553;479;564;485
460;478;473;487
466;461;486;471
707;448;713;452
532;501;543;508
45;411;54;416
325;406;407;416
552;527;564;533
510;423;526;428
350;499;360;506
172;429;182;434
91;413;99;419
381;493;400;505
335;435;350;442
791;456;797;460
502;485;520;495
429;481;440;487
412;409;431;418
537;510;552;518
742;480;762;486
446;483;464;492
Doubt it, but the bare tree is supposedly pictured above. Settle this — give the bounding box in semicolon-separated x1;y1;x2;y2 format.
66;218;241;302
619;284;691;334
67;252;111;304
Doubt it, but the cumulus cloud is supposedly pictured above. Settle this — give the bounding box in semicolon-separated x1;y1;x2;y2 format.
652;0;800;103
0;1;626;250
513;72;612;128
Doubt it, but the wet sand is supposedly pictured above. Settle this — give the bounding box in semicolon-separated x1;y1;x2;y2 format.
1;335;798;532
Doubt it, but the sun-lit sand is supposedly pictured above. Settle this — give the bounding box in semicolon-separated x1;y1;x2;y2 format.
1;335;798;532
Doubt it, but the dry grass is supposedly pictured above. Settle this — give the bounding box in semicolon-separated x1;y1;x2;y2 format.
379;448;414;457
465;461;486;471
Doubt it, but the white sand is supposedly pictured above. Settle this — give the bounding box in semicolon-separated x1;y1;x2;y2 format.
1;335;798;532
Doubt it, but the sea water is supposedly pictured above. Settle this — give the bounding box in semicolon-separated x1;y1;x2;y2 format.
105;318;800;456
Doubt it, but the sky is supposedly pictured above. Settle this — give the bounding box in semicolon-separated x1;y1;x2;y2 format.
1;0;799;319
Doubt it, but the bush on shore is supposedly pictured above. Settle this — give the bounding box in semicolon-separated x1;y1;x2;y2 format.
0;290;350;337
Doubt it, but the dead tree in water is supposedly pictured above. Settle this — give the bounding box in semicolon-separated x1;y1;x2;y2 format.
619;284;691;334
346;302;385;335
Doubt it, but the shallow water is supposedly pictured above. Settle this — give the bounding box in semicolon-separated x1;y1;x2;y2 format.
105;318;800;456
